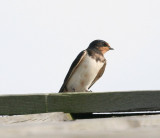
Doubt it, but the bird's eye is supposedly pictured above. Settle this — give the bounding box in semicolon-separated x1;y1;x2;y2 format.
103;42;106;46
104;43;108;47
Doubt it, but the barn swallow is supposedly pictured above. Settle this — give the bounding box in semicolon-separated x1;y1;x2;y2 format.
59;40;114;93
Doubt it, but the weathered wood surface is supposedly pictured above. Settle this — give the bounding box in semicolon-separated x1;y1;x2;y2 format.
1;113;160;138
0;90;160;115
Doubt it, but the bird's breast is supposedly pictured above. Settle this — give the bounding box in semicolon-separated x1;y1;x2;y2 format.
67;54;104;92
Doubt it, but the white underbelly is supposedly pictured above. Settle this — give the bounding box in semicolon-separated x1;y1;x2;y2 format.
67;54;104;92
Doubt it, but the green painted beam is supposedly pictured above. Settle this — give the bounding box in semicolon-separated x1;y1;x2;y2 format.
0;94;46;115
47;90;160;113
0;91;160;115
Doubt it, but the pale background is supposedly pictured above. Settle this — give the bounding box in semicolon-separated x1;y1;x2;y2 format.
0;0;160;94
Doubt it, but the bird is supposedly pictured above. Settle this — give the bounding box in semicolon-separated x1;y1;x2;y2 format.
59;40;114;93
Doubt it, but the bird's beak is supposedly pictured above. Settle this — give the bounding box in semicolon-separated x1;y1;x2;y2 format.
109;47;114;50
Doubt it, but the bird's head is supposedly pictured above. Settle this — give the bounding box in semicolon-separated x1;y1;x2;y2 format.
87;40;114;54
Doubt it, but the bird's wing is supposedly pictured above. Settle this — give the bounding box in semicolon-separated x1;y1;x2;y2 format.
88;61;106;89
59;50;87;92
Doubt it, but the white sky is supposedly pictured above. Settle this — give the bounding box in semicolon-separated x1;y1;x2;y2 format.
0;0;160;94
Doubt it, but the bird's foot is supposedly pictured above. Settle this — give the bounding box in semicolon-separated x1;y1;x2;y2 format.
72;88;76;92
86;90;92;92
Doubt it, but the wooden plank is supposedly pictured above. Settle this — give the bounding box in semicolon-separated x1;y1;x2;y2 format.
47;90;160;113
0;94;46;115
0;90;160;115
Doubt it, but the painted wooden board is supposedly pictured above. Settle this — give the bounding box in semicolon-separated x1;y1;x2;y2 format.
0;94;46;115
0;90;160;115
47;90;160;113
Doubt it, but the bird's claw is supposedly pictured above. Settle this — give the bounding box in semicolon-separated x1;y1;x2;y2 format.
86;90;92;92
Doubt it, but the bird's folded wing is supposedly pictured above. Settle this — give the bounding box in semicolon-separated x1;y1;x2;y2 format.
59;50;87;92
